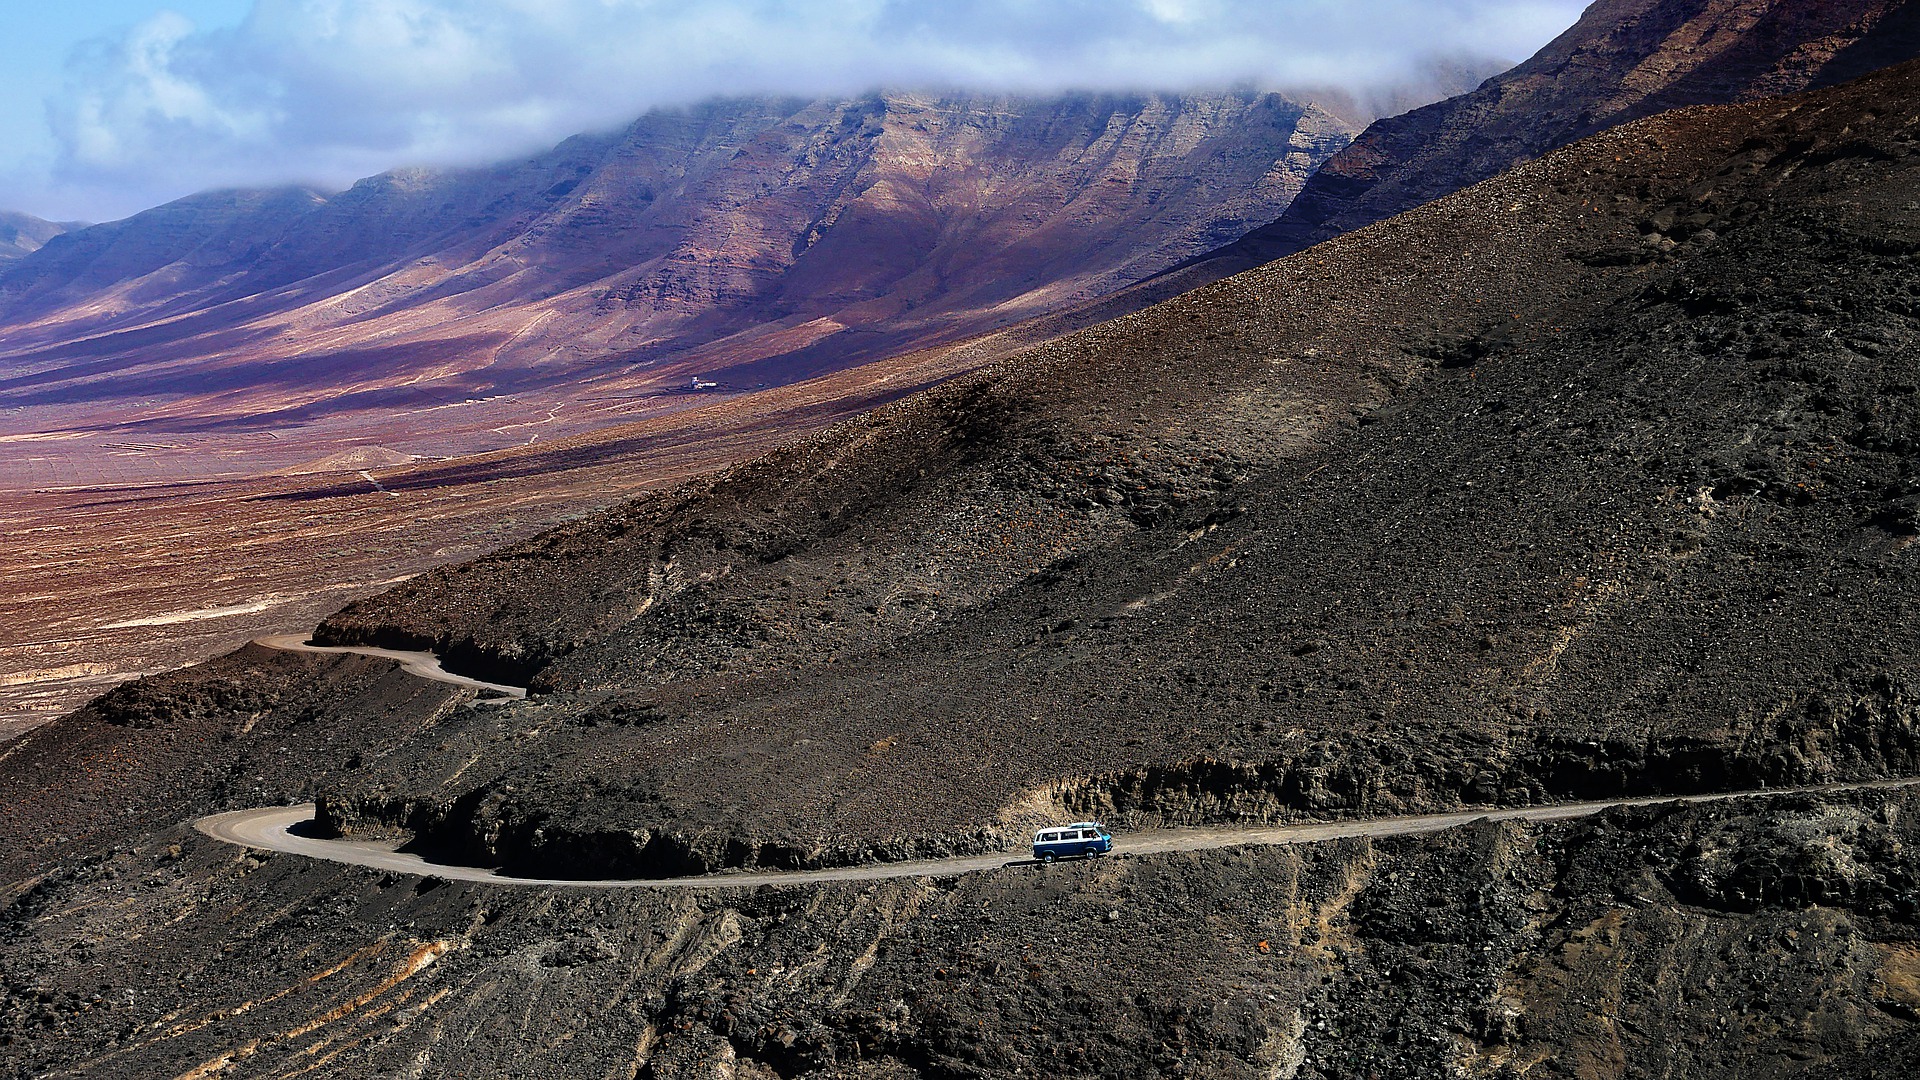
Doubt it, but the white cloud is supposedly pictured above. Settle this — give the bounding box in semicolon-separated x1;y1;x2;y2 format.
55;12;275;171
10;0;1589;221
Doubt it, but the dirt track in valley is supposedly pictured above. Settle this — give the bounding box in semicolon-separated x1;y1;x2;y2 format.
253;635;528;698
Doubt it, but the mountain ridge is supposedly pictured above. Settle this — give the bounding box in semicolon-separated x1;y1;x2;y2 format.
1191;0;1920;272
0;88;1401;476
0;210;76;261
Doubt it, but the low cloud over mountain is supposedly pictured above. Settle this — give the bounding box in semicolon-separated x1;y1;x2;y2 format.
13;0;1582;220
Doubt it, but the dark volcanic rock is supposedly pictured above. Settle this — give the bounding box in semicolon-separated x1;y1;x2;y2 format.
5;787;1920;1078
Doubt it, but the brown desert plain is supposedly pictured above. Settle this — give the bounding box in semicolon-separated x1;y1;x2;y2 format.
0;332;1024;739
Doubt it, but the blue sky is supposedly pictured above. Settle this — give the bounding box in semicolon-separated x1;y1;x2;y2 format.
0;1;1590;224
0;1;252;218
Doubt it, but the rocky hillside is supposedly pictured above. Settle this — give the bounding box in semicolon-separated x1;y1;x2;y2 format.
0;212;72;261
1201;0;1920;270
0;90;1390;470
290;58;1920;879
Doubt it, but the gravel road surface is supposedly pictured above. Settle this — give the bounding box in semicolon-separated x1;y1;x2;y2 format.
196;778;1920;890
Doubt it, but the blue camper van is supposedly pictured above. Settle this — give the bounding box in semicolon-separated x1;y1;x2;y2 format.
1033;822;1113;863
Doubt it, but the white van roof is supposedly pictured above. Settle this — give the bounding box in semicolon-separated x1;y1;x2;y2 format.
1034;822;1105;839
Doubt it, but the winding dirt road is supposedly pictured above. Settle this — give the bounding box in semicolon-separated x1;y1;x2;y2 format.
254;634;528;699
195;778;1920;891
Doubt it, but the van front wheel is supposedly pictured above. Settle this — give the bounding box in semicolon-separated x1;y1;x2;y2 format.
1041;852;1055;865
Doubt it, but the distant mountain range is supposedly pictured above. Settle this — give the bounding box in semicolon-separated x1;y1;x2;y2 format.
0;88;1448;475
6;0;1914;476
0;210;76;261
